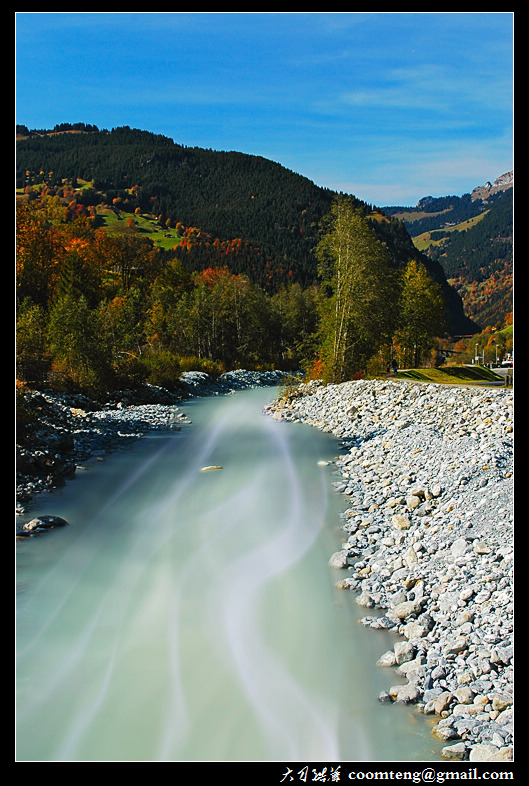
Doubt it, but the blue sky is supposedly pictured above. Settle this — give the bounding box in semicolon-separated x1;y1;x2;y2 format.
15;12;513;206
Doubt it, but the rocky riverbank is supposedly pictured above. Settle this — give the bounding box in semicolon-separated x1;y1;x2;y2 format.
16;369;285;522
267;377;514;762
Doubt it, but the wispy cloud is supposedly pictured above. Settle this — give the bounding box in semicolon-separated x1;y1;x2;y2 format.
323;61;511;120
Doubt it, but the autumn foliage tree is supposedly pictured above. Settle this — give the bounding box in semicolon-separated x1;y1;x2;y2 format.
16;195;161;390
16;198;66;306
16;182;467;394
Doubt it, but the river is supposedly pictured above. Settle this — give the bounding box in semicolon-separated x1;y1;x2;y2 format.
16;386;443;763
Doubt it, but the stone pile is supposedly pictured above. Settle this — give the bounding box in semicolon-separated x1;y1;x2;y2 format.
269;378;514;762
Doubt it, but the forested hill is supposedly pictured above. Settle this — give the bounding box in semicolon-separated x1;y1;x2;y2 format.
383;177;513;327
16;124;476;334
17;125;336;271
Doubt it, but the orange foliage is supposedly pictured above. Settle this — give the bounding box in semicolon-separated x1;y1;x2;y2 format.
197;266;231;287
306;355;324;381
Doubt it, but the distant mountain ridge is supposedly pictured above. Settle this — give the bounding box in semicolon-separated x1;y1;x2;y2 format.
383;172;513;235
471;171;513;202
382;173;513;327
16;124;478;334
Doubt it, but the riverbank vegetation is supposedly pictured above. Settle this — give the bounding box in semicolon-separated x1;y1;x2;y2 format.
16;187;510;397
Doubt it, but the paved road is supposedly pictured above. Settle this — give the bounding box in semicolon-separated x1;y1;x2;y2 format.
491;366;514;384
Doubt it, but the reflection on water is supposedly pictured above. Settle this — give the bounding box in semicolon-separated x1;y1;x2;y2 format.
16;387;442;762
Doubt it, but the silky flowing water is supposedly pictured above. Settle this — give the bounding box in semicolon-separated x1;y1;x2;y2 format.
16;387;443;762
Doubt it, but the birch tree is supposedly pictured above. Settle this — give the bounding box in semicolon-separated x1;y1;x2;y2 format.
316;198;397;382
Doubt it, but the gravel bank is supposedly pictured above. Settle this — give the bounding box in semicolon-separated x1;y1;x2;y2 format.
267;377;514;762
16;369;285;519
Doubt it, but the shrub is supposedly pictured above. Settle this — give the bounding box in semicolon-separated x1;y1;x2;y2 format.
178;356;225;378
142;348;182;389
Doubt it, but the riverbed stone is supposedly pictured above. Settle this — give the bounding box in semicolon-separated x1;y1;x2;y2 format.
432;724;459;741
451;537;468;558
328;550;348;569
391;599;424;620
444;636;469;655
377;650;397;667
22;515;70;531
469;743;513;761
454;686;475;705
389;683;422;704
356;592;375;608
433;691;454;715
394;640;415;665
441;742;467;760
492;693;513;712
268;376;513;760
392;514;411;531
402;620;429;640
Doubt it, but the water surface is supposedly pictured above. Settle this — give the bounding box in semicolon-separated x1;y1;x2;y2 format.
16;387;442;762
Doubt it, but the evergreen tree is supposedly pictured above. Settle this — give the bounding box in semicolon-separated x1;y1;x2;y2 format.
394;258;447;368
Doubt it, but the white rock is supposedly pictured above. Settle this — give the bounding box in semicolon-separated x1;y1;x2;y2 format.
328;550;348;569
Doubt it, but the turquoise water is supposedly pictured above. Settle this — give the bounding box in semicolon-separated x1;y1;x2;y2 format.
16;387;442;762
